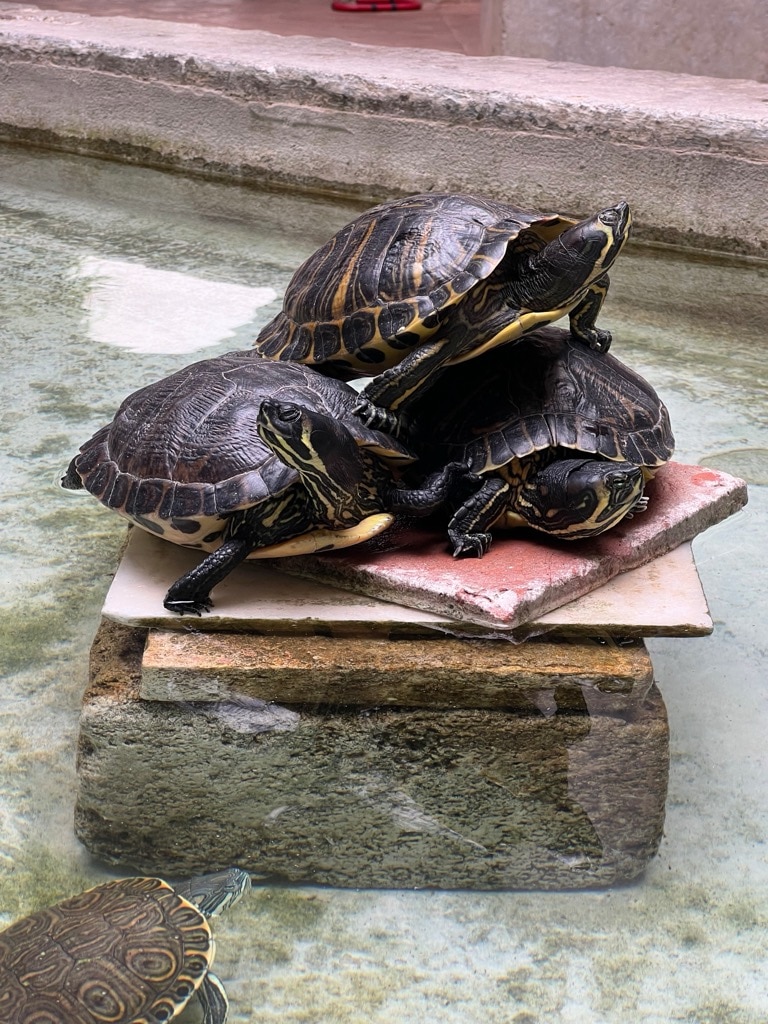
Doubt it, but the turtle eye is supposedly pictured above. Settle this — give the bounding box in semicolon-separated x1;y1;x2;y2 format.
266;401;301;423
601;211;618;227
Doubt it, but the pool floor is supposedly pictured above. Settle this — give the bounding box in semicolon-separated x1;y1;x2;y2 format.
1;144;767;1022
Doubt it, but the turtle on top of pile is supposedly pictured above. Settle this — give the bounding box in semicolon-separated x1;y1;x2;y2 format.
63;191;672;615
253;192;632;432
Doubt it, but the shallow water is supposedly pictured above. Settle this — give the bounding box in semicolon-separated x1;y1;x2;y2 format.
1;144;767;1022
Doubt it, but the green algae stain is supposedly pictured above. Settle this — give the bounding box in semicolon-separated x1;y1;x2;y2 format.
0;843;98;925
0;601;78;675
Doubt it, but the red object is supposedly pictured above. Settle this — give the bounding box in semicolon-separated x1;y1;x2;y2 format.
332;1;422;11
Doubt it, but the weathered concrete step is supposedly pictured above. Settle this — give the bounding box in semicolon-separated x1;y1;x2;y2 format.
105;533;713;639
76;620;668;889
0;7;766;255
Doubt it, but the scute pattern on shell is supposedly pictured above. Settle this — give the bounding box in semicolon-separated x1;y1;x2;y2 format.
0;877;213;1024
68;352;414;525
413;325;674;473
254;193;571;367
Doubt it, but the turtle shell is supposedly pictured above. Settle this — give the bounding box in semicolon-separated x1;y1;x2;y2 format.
413;325;674;473
66;352;413;551
0;877;213;1024
254;193;573;374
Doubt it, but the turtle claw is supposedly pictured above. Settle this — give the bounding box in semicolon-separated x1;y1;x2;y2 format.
625;494;650;519
449;530;493;559
445;464;484;499
585;328;612;354
163;594;213;616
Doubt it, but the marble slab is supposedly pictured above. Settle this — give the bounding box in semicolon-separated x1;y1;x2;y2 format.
104;530;712;639
266;462;746;629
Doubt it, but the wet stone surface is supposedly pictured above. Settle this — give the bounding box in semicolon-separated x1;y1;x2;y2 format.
76;621;668;889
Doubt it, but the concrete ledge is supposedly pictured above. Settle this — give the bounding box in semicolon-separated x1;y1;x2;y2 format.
1;5;767;256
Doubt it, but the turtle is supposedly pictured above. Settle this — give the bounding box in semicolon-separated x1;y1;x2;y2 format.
62;351;469;614
253;192;632;428
0;866;250;1024
406;325;674;557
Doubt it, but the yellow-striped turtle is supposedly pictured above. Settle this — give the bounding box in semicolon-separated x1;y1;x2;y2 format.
409;325;674;556
62;352;467;614
254;193;632;426
0;867;250;1024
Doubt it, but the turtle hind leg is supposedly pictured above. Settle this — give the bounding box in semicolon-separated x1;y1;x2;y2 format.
197;970;229;1024
164;537;253;615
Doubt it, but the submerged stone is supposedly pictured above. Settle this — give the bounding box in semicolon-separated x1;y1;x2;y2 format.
76;620;668;890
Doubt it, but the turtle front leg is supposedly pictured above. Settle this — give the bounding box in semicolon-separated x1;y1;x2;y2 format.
387;461;481;516
164;537;253;615
447;477;511;558
356;334;456;436
354;395;412;440
197;970;229;1024
569;273;612;353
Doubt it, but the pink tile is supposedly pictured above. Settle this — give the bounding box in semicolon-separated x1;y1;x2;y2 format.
269;462;747;629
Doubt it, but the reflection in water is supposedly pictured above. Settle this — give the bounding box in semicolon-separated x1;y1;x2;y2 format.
74;256;276;354
182;696;301;735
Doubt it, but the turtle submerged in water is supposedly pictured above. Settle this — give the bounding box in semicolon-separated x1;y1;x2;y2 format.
62;352;468;614
0;867;250;1024
407;325;674;557
254;193;632;428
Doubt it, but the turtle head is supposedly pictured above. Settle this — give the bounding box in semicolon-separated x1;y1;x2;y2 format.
173;867;251;918
516;201;632;311
258;398;367;527
560;200;632;278
515;457;645;538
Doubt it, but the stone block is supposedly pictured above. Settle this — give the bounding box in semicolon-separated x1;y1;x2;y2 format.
139;628;654;711
76;620;669;890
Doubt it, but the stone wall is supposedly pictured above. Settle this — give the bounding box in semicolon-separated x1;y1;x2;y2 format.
481;0;768;83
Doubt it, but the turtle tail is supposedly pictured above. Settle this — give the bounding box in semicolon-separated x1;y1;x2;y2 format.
61;458;84;490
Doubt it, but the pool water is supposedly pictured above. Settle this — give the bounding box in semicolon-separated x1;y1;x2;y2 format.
1;144;767;1022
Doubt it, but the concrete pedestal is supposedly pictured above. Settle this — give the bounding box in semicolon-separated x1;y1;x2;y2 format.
76;620;668;890
75;472;744;888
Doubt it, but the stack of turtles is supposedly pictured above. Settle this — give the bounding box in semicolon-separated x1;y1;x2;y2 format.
63;191;673;615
